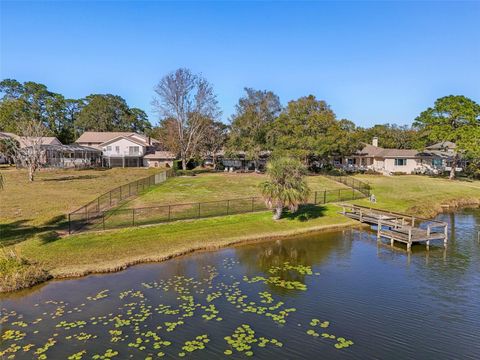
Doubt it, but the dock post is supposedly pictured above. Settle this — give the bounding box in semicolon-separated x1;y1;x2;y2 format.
359;209;363;222
377;220;381;241
390;237;394;246
407;228;412;252
426;225;431;251
426;240;430;251
444;224;448;248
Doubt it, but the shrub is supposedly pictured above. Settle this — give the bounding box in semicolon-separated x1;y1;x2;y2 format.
174;168;217;176
260;157;310;220
0;250;51;293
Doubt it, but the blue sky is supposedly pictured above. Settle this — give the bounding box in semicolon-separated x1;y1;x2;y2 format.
1;1;479;127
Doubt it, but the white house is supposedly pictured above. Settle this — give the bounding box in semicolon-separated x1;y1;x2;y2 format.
75;131;175;168
341;137;462;175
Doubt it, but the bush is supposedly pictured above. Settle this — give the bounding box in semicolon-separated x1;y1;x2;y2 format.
173;160;182;171
0;250;51;293
465;162;480;180
174;168;216;176
319;168;347;176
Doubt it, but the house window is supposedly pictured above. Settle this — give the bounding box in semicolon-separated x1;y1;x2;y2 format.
394;158;407;166
432;158;443;167
106;146;112;151
129;146;139;155
115;146;120;154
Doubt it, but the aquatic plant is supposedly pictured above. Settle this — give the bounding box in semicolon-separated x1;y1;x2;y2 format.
0;261;357;358
305;318;354;349
179;334;210;355
223;324;283;356
86;290;109;301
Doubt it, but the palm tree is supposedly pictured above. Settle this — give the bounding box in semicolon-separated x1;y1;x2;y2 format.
260;157;311;220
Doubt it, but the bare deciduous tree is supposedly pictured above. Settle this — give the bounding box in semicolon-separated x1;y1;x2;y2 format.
10;120;49;182
153;68;220;170
199;120;229;168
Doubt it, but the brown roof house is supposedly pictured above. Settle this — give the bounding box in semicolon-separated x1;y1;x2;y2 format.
340;137;462;175
0;131;102;168
0;131;62;148
75;131;169;168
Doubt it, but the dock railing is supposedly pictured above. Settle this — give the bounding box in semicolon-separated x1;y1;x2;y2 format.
340;203;448;250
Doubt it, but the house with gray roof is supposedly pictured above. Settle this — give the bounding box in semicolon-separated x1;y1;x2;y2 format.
341;137;463;175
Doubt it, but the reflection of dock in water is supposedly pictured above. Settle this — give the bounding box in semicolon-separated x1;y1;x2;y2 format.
340;204;448;251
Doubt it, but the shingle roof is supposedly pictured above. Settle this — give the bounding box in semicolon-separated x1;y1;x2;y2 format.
377;148;421;158
76;132;137;144
426;141;456;150
356;143;385;156
76;131;160;147
0;132;62;147
356;142;428;158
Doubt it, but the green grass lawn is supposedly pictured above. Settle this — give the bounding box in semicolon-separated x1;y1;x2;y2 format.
2;171;480;292
352;175;480;217
0;167;161;245
16;205;356;277
125;172;348;208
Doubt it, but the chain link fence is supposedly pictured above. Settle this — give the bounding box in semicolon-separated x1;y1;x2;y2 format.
69;176;371;233
68;169;174;233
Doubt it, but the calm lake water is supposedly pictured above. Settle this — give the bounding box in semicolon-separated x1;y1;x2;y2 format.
1;208;479;359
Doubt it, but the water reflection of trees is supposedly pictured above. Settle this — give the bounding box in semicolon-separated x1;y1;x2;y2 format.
234;231;354;295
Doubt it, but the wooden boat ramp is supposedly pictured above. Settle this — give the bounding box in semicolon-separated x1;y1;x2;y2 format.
340;204;448;251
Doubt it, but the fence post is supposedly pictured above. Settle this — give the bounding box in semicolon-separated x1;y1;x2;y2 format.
338;189;341;201
251;197;255;212
137;180;139;194
198;203;201;218
129;183;131;196
227;200;230;215
352;186;355;199
323;190;327;204
132;209;135;226
68;213;71;234
168;205;171;221
103;212;105;230
120;186;122;200
109;191;112;206
314;191;317;204
97;197;100;212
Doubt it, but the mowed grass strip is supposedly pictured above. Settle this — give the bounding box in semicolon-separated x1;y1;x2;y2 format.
126;173;349;208
17;205;356;277
352;175;480;217
0;167;161;244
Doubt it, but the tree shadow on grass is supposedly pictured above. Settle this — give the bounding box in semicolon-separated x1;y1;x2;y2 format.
0;220;40;247
1;216;67;247
281;204;327;222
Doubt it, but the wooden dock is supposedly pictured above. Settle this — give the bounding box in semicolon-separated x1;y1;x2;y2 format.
340;204;448;251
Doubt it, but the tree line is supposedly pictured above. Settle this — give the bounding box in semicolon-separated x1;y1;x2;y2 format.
1;69;479;177
0;79;151;144
151;69;479;176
